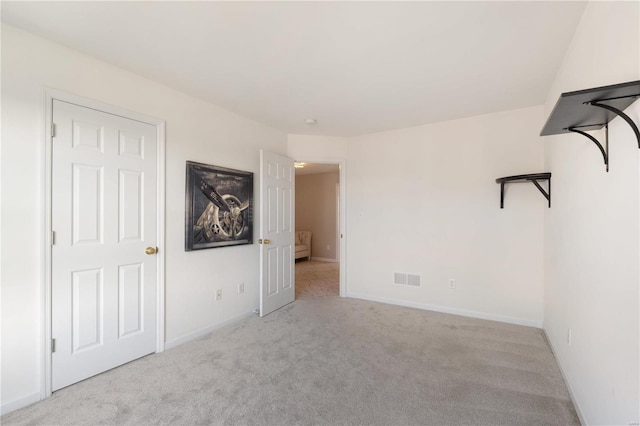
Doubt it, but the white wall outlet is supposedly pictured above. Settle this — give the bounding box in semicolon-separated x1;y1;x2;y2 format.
567;328;572;345
448;278;456;289
238;282;244;294
216;289;223;301
326;244;330;251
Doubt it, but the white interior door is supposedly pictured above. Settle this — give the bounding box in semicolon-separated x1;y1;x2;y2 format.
51;100;158;390
259;150;295;316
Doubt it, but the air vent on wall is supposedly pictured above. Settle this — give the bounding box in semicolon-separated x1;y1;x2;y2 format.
394;272;421;287
394;272;407;285
407;274;421;287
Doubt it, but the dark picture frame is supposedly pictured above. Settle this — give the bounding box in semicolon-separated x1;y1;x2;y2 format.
185;161;253;250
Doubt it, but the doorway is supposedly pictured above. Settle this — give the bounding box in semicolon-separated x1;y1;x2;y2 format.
293;161;343;298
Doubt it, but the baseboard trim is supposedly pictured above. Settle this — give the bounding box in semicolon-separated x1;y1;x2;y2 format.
542;328;587;425
164;310;256;351
1;392;41;416
310;256;338;263
346;292;543;328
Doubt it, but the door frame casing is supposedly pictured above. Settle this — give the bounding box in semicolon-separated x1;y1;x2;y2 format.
294;158;346;297
42;89;166;399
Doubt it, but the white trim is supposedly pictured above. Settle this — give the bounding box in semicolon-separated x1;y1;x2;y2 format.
542;328;586;425
310;256;339;263
42;89;54;400
346;292;543;328
293;157;347;297
42;88;166;400
164;311;256;350
156;121;166;353
0;392;41;416
43;88;164;126
335;182;340;263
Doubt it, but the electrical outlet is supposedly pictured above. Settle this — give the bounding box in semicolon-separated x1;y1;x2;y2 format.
448;278;456;289
216;289;223;301
326;244;330;251
567;328;572;345
238;282;245;294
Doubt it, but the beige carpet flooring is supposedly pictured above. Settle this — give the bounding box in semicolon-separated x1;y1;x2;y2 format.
295;260;339;299
2;261;578;425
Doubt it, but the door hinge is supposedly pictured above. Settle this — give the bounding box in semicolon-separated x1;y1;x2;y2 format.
51;231;56;245
51;338;56;353
51;123;56;138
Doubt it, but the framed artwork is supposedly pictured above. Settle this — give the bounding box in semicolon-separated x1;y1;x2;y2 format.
185;161;253;250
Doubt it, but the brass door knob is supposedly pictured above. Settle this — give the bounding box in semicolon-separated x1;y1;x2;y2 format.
145;247;158;255
259;239;271;244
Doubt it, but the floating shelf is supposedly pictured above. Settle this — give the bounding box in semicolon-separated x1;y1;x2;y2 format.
540;80;640;172
496;173;551;209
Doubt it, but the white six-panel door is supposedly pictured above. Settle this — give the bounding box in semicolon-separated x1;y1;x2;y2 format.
259;151;295;316
51;100;158;390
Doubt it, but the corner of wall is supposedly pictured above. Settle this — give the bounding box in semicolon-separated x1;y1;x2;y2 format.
541;1;640;423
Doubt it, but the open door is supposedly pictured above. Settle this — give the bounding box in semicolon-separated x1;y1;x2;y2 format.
259;150;295;316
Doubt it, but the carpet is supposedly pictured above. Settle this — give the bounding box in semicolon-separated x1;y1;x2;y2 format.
2;261;578;425
295;260;339;299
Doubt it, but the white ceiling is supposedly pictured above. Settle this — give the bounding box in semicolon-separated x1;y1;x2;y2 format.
2;1;587;137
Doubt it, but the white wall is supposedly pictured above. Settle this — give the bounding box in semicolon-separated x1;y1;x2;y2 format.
0;25;287;412
345;106;546;327
295;172;340;260
542;2;640;424
3;2;639;421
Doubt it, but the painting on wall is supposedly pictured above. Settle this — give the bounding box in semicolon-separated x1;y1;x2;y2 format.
185;161;253;250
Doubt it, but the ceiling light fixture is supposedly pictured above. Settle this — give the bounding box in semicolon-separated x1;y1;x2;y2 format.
304;118;317;126
294;162;306;168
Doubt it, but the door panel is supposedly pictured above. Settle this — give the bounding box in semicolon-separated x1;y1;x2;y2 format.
72;164;103;245
118;169;143;242
118;131;145;159
72;120;103;151
281;187;292;231
259;151;295;316
267;248;278;295
118;263;144;338
52;99;157;390
71;268;103;352
267;185;278;233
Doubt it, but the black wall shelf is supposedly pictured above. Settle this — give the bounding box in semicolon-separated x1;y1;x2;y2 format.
496;173;551;209
540;80;640;172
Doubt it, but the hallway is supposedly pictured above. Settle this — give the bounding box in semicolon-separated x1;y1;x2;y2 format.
295;260;339;299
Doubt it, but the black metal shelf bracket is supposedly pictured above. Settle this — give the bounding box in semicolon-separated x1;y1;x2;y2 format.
566;124;609;172
588;99;640;148
540;81;640;172
496;173;551;209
